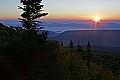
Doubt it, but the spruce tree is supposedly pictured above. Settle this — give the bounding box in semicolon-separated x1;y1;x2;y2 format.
69;40;74;48
87;41;92;69
77;40;82;53
18;0;48;35
61;42;63;46
77;40;86;59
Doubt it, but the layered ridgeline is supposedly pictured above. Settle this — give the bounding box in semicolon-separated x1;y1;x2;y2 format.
1;20;120;32
49;30;120;52
1;20;120;52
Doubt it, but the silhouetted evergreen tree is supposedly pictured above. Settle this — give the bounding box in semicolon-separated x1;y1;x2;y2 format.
0;23;4;27
76;40;85;59
61;42;63;46
77;40;82;53
18;0;48;35
87;41;92;69
69;40;74;48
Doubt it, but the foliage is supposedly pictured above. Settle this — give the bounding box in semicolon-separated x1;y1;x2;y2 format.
58;47;120;80
0;23;120;80
0;23;58;79
92;52;120;73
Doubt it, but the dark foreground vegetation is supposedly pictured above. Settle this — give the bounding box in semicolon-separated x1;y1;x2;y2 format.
0;23;120;80
0;0;120;79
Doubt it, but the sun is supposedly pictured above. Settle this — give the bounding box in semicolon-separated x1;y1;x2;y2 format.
93;16;100;23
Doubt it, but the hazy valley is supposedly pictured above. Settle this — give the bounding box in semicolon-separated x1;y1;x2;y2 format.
47;30;120;53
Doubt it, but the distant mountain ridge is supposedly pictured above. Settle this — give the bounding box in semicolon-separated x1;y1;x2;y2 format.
50;30;120;47
44;22;120;28
49;30;120;52
1;20;120;33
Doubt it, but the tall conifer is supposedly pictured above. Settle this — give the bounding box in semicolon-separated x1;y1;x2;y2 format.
18;0;48;34
69;40;74;48
87;41;92;69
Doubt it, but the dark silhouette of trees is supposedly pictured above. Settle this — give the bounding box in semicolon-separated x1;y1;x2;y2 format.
61;42;63;46
76;40;85;59
69;40;74;48
77;40;81;52
38;31;49;43
0;23;4;27
18;0;48;35
77;40;84;53
87;41;92;69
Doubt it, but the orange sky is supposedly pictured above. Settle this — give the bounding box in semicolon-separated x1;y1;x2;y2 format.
0;0;120;20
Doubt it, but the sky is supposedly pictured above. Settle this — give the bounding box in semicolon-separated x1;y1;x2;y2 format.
0;0;120;20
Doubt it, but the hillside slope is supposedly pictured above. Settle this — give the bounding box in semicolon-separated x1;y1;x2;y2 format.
50;30;120;47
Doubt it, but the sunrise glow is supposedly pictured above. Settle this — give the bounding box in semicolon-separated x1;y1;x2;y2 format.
0;0;120;20
93;16;101;23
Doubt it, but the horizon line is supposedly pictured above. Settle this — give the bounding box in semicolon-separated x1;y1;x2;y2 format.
1;18;120;21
